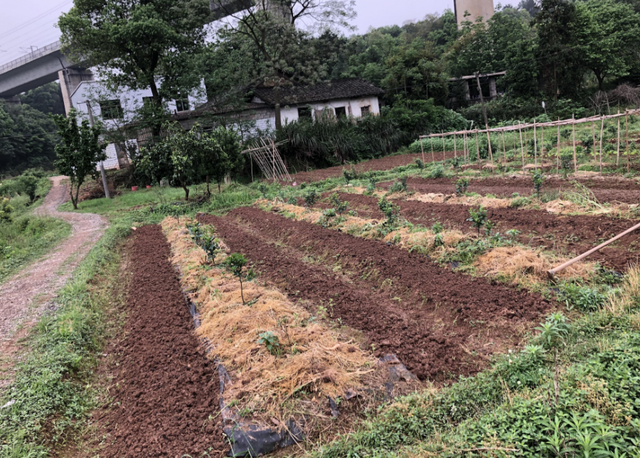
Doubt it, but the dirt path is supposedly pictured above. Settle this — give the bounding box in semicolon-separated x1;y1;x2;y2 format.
0;176;107;389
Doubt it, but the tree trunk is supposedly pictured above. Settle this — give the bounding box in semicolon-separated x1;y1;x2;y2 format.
183;186;190;201
275;103;282;131
149;79;163;138
218;182;222;194
71;185;79;210
206;176;211;196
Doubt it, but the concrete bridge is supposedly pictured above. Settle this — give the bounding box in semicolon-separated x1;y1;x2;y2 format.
0;0;253;112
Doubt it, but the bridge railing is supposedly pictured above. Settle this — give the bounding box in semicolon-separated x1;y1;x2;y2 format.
0;41;62;75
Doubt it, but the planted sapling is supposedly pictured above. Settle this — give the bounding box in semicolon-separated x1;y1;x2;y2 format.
415;158;425;169
378;197;400;229
484;219;496;236
225;253;249;305
467;206;488;235
431;221;444;234
303;189;318;207
532;171;544;196
200;228;221;263
257;331;281;356
258;183;269;198
455;178;469;195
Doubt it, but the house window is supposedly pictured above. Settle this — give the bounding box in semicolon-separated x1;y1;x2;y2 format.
142;96;154;108
361;105;371;116
335;106;347;118
298;106;312;120
175;98;190;112
100;99;123;120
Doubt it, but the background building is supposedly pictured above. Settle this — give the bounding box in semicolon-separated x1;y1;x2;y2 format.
454;0;494;28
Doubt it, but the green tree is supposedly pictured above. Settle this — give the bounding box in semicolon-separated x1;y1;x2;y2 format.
58;0;211;136
20;83;65;116
52;110;107;209
575;0;640;91
200;127;243;194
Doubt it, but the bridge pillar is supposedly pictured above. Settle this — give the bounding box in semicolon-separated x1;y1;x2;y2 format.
59;68;94;115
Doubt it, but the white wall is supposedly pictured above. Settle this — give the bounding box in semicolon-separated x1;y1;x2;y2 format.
279;96;381;124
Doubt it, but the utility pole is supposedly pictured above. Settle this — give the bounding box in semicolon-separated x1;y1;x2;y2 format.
86;102;110;199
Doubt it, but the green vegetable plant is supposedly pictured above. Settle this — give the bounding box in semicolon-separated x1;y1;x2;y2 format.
199;229;221;263
455;178;469;195
225;253;249;305
415;158;425;169
257;331;281;356
467;206;488;235
329;193;348;215
389;175;408;193
378;197;400;231
536;312;570;405
304;189;318;207
532;170;544;196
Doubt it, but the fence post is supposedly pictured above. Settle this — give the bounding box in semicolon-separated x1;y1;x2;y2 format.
556;119;560;175
534;120;538;170
599;117;604;172
519;122;525;173
572;115;577;173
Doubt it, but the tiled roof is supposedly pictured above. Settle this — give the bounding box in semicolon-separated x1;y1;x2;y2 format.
252;78;384;106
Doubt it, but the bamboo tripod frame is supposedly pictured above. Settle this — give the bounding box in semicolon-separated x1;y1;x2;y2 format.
242;138;292;182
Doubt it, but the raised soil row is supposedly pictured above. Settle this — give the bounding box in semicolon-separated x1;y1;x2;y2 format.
199;208;551;382
330;192;640;272
87;225;224;458
379;176;640;204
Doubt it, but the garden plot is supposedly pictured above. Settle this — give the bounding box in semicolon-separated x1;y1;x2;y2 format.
330;192;640;272
378;175;640;204
198;208;551;382
85;225;225;458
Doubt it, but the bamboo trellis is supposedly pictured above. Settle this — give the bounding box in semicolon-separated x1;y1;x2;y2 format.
419;109;640;172
242;138;292;182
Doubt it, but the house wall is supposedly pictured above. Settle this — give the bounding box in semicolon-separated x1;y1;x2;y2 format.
280;96;381;124
70;80;205;170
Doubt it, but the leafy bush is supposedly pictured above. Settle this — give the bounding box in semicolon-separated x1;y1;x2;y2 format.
467;206;488;235
511;196;531;208
389;175;408;193
0;198;14;223
378;197;400;233
559;284;607;311
430;165;445;179
532;170;544;196
303;189;318;207
415;158;425;169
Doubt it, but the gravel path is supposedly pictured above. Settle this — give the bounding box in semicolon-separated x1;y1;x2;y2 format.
0;177;107;389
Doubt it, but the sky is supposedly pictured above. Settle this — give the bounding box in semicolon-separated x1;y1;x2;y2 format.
0;0;519;66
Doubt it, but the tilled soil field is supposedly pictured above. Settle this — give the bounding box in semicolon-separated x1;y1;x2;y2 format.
198;208;551;382
288;151;460;183
379;176;640;204
330;193;640;271
86;225;225;458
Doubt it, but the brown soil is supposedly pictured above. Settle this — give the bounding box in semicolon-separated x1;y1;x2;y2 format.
330;193;640;272
198;208;550;382
379;175;640;204
86;225;225;458
288;151;460;183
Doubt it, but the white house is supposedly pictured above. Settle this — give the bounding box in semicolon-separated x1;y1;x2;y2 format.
175;78;384;134
69;80;205;169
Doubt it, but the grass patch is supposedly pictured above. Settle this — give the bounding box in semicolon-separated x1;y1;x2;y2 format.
0;223;131;457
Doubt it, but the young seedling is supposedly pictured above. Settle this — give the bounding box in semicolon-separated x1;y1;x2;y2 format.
532;170;544;196
186;222;203;245
378;197;400;228
484;219;496;236
455;178;469;195
389;175;408;193
330;193;348;215
467;206;488;235
303;189;318;207
536;313;570;405
257;331;281;356
431;221;444;234
415;158;425;169
225;253;249;305
200;228;221;263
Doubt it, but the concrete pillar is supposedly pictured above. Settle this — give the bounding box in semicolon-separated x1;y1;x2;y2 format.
489;77;497;99
59;68;94;115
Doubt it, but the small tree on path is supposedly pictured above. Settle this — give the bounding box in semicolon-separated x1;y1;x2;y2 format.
52;110;107;209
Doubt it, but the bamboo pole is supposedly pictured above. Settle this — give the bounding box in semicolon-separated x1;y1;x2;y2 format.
617;110;621;168
592;121;597;166
430;136;435;163
541;124;545;159
501;130;507;165
548;220;640;278
599;117;604;172
463;132;467;164
572;115;577;173
475;129;479;162
442;131;446;162
519;122;525;172
454;133;457;160
487;130;494;165
626;110;630;172
556;119;560;175
420;138;426;164
534;120;538;169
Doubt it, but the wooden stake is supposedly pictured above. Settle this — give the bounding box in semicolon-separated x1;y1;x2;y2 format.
556;119;560;175
464;132;468;164
420;138;426;164
549;220;640;278
599;116;604;172
541;124;545;159
487;130;494;165
626;110;630;172
454;133;457;159
534;121;538;169
430;135;435;163
592;121;597;166
475;129;479;162
442;131;446;162
617;110;621;168
501;130;507;165
519;122;525;172
572;115;577;173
